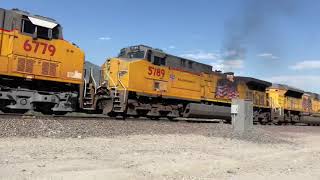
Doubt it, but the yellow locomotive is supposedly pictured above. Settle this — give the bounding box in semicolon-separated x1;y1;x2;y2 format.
267;85;320;124
0;8;84;114
94;45;271;121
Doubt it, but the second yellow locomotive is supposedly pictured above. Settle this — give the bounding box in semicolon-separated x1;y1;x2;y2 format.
92;45;271;121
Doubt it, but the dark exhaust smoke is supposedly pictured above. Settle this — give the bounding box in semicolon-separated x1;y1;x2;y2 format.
222;0;299;69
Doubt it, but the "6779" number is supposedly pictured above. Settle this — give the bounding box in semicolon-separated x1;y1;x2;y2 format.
23;40;56;56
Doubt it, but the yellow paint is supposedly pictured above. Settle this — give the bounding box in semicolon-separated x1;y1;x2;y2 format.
102;58;270;107
267;87;320;114
102;56;319;114
312;98;320;113
0;29;84;85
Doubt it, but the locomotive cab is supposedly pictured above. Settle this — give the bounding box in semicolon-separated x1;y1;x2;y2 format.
20;15;63;40
0;8;84;114
237;77;272;123
118;45;212;74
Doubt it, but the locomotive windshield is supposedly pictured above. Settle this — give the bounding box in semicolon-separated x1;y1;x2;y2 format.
21;16;62;40
127;51;145;59
118;48;145;59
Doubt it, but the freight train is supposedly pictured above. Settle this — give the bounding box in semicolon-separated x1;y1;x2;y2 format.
0;8;319;125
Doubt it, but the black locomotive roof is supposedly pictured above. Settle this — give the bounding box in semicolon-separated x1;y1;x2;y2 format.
306;92;320;100
237;77;272;87
127;45;213;68
272;84;304;93
272;84;304;98
237;77;272;91
121;45;214;74
11;8;59;24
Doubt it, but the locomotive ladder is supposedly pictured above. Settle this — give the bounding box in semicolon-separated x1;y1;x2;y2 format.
113;71;128;113
83;68;97;110
105;69;128;113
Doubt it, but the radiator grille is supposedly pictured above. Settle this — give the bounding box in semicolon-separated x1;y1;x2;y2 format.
42;61;58;77
17;58;25;72
49;63;57;76
25;59;34;73
42;62;49;75
17;58;34;73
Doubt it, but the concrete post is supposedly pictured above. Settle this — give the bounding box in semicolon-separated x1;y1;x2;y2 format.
231;99;253;133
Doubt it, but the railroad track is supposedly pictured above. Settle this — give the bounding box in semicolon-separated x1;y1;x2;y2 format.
0;112;319;126
0;112;112;120
0;111;224;123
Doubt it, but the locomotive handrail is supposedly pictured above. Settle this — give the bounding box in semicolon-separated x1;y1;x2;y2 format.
89;68;97;94
106;71;117;89
83;79;87;98
268;97;283;116
117;71;128;103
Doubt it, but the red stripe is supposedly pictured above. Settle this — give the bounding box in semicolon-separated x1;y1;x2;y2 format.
0;28;18;32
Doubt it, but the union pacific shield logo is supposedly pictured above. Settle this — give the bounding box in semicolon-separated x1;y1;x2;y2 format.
215;74;239;99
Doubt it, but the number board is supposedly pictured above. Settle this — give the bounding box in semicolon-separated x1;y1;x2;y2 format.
147;66;166;79
23;40;56;56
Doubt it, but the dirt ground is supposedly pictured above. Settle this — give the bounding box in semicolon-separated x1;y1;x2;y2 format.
0;119;320;180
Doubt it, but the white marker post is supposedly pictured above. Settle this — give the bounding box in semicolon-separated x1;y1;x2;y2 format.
231;99;253;133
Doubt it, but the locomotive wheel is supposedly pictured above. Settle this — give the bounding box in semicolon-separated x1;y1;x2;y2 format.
33;103;55;115
107;111;117;118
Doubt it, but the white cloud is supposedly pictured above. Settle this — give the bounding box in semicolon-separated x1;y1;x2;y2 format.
168;45;176;49
180;51;220;61
99;37;112;41
210;59;224;71
180;50;244;72
289;60;320;70
224;59;244;69
257;53;279;59
268;75;320;93
211;59;244;72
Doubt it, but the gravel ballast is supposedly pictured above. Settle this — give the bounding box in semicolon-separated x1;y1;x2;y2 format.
0;117;309;144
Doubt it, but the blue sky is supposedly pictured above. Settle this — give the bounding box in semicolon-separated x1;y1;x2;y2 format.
2;0;320;93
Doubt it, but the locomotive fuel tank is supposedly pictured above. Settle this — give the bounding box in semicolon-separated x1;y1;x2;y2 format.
183;103;231;120
300;114;320;125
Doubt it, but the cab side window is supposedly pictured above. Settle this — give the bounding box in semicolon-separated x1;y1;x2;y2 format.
52;26;60;39
37;25;50;39
21;18;54;40
21;19;35;34
180;59;186;67
154;56;166;66
146;50;152;62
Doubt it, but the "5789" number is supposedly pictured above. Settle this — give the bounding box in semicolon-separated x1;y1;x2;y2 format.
148;66;165;78
23;40;56;56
